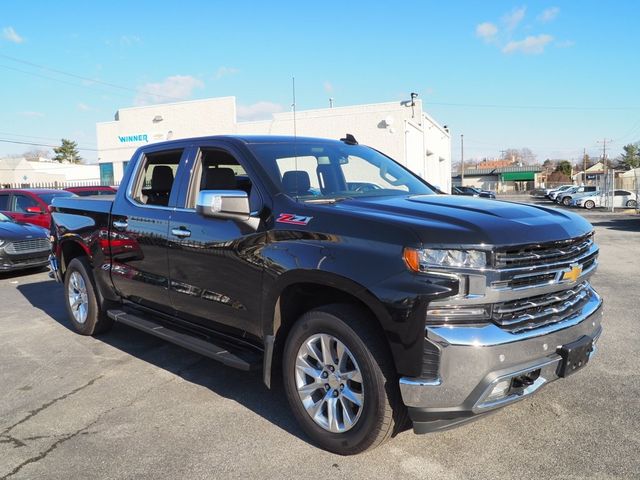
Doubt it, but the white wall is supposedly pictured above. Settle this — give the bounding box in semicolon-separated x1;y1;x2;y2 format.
0;157;99;185
96;97;452;191
97;97;237;180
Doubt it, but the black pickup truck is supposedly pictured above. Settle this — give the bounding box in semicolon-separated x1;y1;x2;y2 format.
50;135;602;455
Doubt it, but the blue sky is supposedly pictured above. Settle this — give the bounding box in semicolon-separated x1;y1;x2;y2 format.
1;1;639;163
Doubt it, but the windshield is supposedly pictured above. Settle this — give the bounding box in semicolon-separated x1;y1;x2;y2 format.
248;142;435;201
0;212;12;222
38;191;76;204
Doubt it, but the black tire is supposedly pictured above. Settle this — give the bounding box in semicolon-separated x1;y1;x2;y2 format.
64;257;114;336
282;304;405;455
626;200;637;208
584;200;595;210
562;197;572;206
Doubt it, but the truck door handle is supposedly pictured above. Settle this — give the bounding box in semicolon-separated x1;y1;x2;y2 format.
171;228;191;238
113;220;128;230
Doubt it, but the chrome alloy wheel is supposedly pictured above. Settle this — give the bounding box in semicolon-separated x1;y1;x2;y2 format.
67;271;89;324
295;333;364;433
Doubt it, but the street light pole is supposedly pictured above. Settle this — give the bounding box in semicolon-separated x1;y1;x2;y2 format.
460;134;464;185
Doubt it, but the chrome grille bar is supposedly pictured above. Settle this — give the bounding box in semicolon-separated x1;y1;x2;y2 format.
493;282;591;331
495;234;593;268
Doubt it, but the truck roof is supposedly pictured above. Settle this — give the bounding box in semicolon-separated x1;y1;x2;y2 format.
136;135;350;150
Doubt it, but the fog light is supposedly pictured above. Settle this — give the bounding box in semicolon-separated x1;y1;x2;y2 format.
486;380;511;402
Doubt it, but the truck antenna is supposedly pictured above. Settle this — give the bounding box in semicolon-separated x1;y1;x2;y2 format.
292;76;299;195
292;76;297;138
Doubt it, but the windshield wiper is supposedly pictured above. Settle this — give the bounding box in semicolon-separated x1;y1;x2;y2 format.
303;195;353;204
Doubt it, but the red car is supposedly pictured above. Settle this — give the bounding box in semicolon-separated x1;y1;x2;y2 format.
0;189;76;228
64;186;117;196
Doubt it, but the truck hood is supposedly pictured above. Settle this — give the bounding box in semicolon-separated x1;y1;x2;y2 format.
331;195;593;246
0;221;48;242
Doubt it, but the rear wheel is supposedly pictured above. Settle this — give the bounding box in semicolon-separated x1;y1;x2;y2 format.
282;304;404;455
584;200;595;210
64;257;114;335
626;200;637;208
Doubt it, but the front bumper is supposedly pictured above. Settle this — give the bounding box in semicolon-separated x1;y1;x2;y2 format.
0;252;49;271
399;290;603;433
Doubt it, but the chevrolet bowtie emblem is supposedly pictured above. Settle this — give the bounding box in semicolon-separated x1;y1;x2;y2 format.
562;263;583;283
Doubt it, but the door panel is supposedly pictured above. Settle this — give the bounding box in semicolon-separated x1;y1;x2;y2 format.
167;144;265;337
110;148;187;315
168;211;264;336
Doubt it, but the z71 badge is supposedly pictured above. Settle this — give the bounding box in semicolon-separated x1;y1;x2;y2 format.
276;213;313;225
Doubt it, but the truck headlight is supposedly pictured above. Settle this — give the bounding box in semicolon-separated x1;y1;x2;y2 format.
404;247;488;271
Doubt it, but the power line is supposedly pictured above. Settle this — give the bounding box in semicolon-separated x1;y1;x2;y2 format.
0;63;133;100
0;130;94;145
0;53;184;101
427;101;640;111
0;138;98;152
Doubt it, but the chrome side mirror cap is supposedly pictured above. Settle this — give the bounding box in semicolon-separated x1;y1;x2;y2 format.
196;190;250;221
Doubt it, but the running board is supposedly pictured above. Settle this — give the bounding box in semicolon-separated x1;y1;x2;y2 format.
107;309;260;371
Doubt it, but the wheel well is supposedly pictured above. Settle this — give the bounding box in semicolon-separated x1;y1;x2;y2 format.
60;241;88;278
272;283;388;368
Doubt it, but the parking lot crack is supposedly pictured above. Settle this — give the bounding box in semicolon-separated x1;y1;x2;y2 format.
0;435;26;448
0;368;195;480
0;419;100;480
0;375;103;437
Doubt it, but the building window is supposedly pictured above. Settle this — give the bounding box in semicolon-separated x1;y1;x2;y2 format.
100;163;114;186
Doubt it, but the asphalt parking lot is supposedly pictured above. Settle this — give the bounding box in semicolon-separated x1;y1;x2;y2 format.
1;201;639;479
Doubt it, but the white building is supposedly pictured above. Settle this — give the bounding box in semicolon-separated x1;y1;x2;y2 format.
0;157;100;187
96;97;451;191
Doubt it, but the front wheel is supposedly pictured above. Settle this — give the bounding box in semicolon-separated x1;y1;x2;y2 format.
64;257;114;335
562;197;572;206
282;304;405;455
584;200;595;210
626;200;637;208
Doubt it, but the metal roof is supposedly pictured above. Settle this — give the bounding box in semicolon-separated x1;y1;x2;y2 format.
459;165;543;176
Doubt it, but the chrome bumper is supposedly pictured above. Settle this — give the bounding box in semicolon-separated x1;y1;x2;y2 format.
399;290;603;414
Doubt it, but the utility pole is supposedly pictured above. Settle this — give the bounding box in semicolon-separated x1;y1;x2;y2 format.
583;148;587;185
460;134;464;185
597;138;613;211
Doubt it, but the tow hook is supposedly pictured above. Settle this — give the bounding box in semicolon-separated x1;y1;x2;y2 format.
511;369;541;390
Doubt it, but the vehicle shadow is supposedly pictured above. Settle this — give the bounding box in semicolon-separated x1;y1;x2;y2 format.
590;217;640;232
16;279;311;445
0;266;49;281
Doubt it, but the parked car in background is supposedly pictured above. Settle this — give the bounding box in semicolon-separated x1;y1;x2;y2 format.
575;190;637;209
65;186;117;196
0;189;76;228
556;186;599;206
548;185;575;201
452;185;496;198
0;212;50;271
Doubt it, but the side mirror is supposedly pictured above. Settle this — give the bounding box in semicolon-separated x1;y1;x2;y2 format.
25;206;44;214
196;190;250;221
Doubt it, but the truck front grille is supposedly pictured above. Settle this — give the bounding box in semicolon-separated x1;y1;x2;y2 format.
492;282;592;332
494;233;593;268
5;238;50;255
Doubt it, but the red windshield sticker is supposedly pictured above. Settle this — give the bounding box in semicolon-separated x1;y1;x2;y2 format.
276;213;313;225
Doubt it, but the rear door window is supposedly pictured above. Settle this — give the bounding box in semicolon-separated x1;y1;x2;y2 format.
130;150;183;207
0;193;9;211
